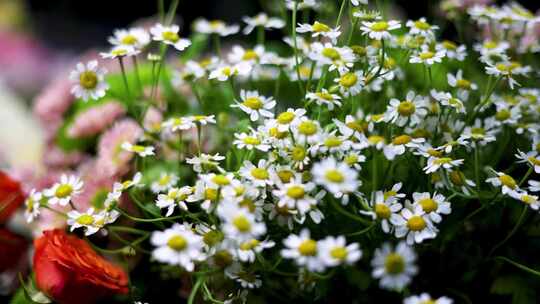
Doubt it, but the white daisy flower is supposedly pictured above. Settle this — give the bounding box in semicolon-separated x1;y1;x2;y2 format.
156;187;192;217
437;40;467;61
312;132;353;155
243;13;285;35
319;235;362;267
194;19;239;36
343;151;367;170
69;60;108;101
411;192;451;223
404;293;453;304
121;142;155;157
447;170;476;195
360;191;403;233
423;156;464;174
233;238;275;263
227;45;267;64
113;172;143;193
406;18;438;38
44;174;83;206
311;157;359;198
272;174;316;215
529;180;540;192
371;241;417;291
515;150;540;173
486;172;520;196
431;90;466;113
239;159;275;187
186;153;225;173
383;135;425;160
231;90;276;121
293;118;322;145
100;45;140;59
334;70;365;97
306;89;342;110
458;118;498;146
393;204;438;245
351;0;368;6
209;62;252;81
24;190;43;223
270;108;307;132
360;20;401;40
150;23;192;51
218;202;266;241
510;191;540;210
108;27;150;49
67;207;103;236
333;112;369;138
151;223;206;271
309;42;356;73
225;264;262;289
151;173;179;194
189;115;216;125
485;61;531;90
296;21;341;43
409;45;446;65
385;91;428;127
161;116;195;132
281;229;325;272
233;130;271;152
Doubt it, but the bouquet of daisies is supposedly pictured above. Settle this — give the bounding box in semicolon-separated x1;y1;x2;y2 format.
4;0;540;303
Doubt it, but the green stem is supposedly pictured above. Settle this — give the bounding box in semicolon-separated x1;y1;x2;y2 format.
132;56;143;96
474;142;481;189
347;222;375;236
165;0;180;25
118;57;132;104
335;0;348;27
495;256;540;277
330;197;371;225
257;26;265;45
188;276;204;304
213;34;222;57
115;206;183;223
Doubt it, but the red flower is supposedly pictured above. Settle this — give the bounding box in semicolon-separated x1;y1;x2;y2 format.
33;229;129;304
0;228;28;272
0;171;25;223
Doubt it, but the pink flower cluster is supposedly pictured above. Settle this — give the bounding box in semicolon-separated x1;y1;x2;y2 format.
67;101;126;138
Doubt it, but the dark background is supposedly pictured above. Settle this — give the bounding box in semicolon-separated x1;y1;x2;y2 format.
25;0;540;52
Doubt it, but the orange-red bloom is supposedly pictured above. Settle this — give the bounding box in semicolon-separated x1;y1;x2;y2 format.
0;171;25;223
33;229;129;304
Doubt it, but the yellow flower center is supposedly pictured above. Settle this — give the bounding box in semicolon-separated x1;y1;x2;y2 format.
434;157;453;165
298;239;317;256
242;97;263;110
449;171;465;186
528;156;540;166
322;47;341;61
79;71;98;90
243;137;261;145
162;31;179;43
277;170;294;183
240;239;260;251
499;174;517;189
242;50;258;61
384;253;405;274
370;21;389;32
339;73;358;88
222;67;232;76
315;92;334;100
368;135;385;145
158;175;171;186
55;184;73;198
203;230;224;246
312;21;330;32
495;109;511;121
345;154;358;166
251;168;269;180
346;120;366;133
398;101;416;116
121;34;137;45
76;214;94;225
167;235;187;251
375;203;391;219
325;169;344;183
414;20;431;30
131;145;147;153
324;136;342;148
212;175;230;186
330;246;348;260
419;198;438;213
239;198;256;212
291;146;306;161
277;112;295;124
392;135;412;145
442;40;457;50
205;188;218;201
287;185;305;199
298;121;318;135
456;78;471;89
407;215;426;231
419;51;435;60
233;215;251;232
269;127;287;139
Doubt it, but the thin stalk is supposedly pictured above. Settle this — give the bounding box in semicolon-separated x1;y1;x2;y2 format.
188;276;204;304
118;57;132;104
291;2;305;95
257;26;265;45
488;204;528;256
165;0;180;25
335;0;348;28
132;56;143;96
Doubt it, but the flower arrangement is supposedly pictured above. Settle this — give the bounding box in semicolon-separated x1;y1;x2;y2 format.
3;0;540;303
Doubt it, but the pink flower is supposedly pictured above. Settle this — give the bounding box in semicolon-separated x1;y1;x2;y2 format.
96;119;143;177
67;101;126;138
33;77;73;124
143;107;163;132
43;144;87;168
